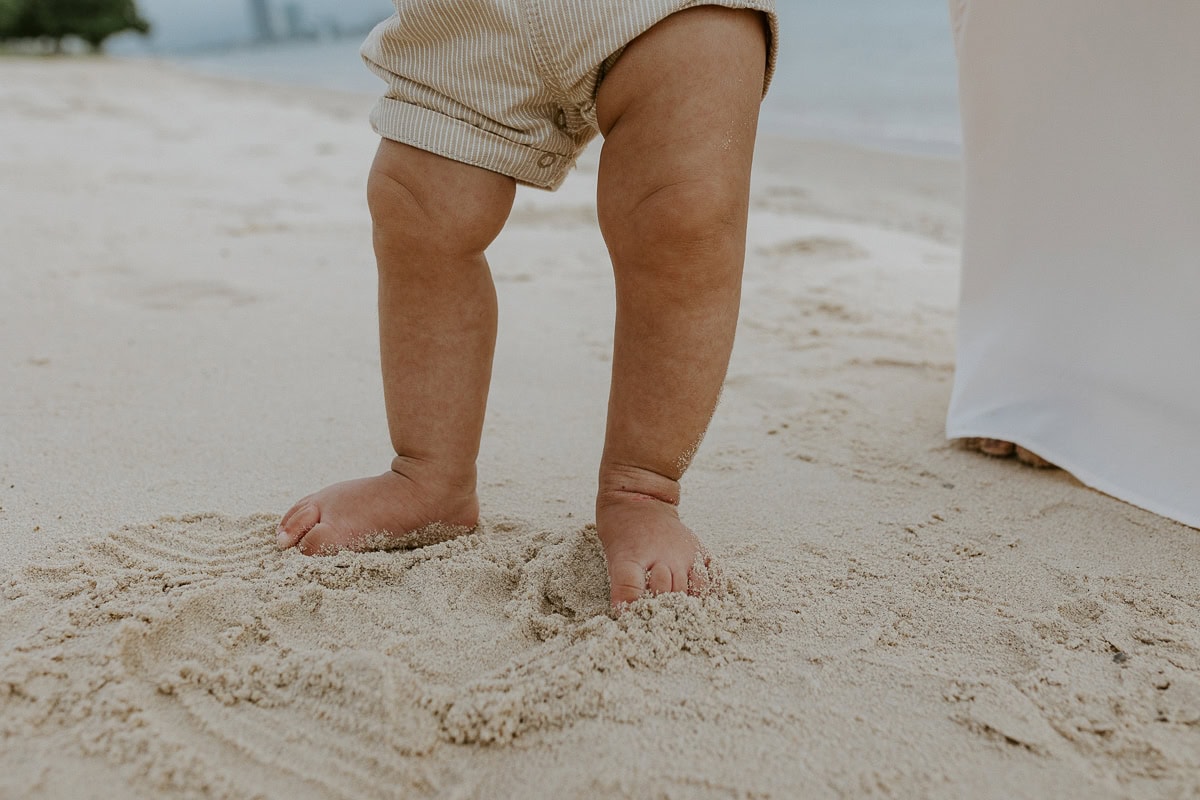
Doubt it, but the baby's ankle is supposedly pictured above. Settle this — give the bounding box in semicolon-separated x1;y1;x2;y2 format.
390;454;478;501
597;462;682;509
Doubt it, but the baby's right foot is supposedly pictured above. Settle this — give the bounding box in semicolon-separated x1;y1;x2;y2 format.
277;461;479;555
595;465;713;609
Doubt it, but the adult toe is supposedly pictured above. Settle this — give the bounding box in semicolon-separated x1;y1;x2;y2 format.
978;438;1016;457
1015;446;1055;468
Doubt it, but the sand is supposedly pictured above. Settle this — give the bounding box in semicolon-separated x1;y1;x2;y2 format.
1;57;1197;799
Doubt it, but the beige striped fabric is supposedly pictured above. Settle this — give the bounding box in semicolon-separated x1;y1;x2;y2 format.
361;0;778;189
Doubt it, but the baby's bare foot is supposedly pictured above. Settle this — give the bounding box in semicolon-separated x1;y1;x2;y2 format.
961;438;1055;469
595;473;711;609
277;462;478;556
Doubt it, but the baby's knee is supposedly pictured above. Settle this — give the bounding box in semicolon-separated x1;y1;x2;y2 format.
602;178;743;255
367;141;514;259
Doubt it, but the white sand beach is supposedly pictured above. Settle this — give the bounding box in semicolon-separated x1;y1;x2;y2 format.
1;58;1197;798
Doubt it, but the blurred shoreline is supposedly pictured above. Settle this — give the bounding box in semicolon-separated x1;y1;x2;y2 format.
154;37;961;156
111;0;964;158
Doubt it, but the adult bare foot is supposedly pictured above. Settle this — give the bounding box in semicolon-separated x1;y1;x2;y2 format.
595;469;711;609
961;438;1056;469
277;461;478;555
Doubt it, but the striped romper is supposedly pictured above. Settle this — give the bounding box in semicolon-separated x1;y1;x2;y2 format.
361;0;778;189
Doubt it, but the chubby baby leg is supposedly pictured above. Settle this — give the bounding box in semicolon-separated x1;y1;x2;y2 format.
278;141;515;554
593;6;768;606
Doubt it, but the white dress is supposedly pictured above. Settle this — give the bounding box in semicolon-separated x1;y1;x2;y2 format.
945;0;1200;528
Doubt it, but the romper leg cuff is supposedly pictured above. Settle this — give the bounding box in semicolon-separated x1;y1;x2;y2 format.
370;97;575;190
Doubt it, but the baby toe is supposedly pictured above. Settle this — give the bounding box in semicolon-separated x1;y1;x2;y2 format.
278;501;320;548
296;521;344;556
279;495;310;529
608;557;648;608
646;562;673;596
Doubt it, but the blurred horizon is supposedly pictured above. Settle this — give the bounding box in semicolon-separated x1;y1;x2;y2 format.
101;0;961;154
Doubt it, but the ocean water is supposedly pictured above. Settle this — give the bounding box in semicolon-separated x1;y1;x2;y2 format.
160;0;961;154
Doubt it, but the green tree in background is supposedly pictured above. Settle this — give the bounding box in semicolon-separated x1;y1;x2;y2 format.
0;0;150;53
0;0;25;34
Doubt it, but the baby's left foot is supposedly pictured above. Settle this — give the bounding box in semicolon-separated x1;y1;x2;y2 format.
595;468;711;609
